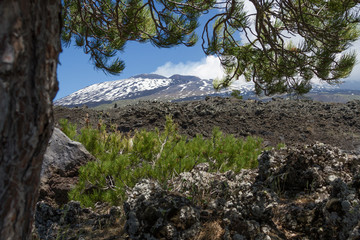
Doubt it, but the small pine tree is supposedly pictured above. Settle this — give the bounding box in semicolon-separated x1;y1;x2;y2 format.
60;117;265;207
231;90;243;100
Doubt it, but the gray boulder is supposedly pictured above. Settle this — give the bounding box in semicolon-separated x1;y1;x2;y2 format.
39;127;96;206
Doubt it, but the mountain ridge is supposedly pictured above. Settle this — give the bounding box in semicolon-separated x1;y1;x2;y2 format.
54;74;359;108
54;74;233;107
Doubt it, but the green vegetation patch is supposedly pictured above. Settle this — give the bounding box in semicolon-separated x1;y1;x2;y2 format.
60;117;264;207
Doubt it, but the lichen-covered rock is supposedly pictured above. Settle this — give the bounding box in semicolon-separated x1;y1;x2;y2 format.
34;143;360;239
123;143;360;240
124;179;201;240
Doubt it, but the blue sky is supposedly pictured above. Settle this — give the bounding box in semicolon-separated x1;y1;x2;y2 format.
56;39;360;101
56;2;360;100
56;39;209;100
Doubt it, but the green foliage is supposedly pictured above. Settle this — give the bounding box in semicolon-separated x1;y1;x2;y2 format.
230;90;243;100
204;0;360;95
62;1;359;94
276;143;286;150
59;118;77;140
60;117;264;207
61;0;215;75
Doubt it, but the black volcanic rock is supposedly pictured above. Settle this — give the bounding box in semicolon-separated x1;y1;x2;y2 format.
35;98;360;239
34;143;360;239
122;143;360;240
54;98;360;153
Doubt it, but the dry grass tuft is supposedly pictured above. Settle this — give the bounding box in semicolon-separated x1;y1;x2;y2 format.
194;220;224;240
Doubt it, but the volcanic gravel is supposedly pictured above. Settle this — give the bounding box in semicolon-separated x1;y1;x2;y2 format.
54;97;360;153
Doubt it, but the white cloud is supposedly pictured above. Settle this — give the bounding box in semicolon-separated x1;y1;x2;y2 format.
345;38;360;82
154;0;360;85
240;0;360;83
152;39;360;85
241;0;305;46
152;55;226;79
240;0;256;43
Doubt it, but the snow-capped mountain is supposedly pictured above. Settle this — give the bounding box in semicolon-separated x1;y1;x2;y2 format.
54;73;340;107
54;74;253;107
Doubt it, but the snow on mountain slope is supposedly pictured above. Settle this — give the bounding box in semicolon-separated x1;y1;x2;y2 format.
54;74;237;107
55;74;172;107
55;73;339;107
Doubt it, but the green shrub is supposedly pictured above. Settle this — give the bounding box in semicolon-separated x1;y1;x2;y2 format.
231;89;243;99
59;118;77;140
60;116;265;207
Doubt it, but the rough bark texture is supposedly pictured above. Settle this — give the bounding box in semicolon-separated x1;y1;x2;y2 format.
0;0;61;239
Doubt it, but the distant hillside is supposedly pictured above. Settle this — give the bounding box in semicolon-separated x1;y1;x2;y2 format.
54;74;360;108
54;74;257;107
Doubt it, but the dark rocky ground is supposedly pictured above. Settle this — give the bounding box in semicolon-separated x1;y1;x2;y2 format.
54;97;360;153
33;97;360;239
34;143;360;240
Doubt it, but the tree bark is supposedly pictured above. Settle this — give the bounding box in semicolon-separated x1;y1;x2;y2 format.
0;0;61;239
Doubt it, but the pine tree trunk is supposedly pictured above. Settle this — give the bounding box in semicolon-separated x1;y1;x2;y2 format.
0;0;61;239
